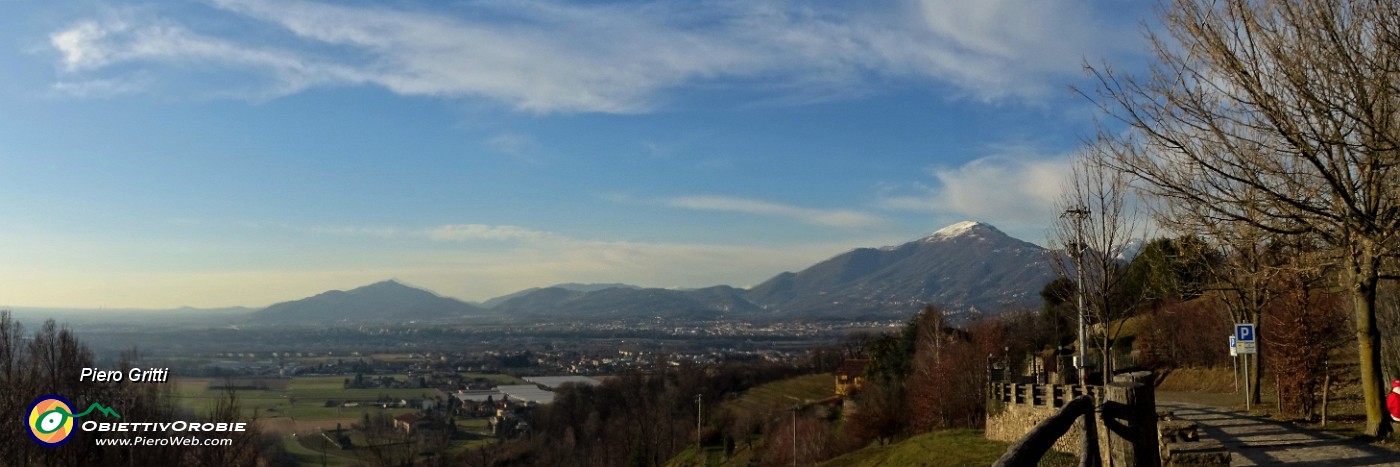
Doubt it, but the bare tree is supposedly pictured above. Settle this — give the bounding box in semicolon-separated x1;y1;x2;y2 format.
1087;0;1400;436
1156;200;1285;404
1380;281;1400;386
1050;148;1145;380
0;312;28;465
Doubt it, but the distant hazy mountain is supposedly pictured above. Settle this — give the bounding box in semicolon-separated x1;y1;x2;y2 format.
247;222;1060;324
745;221;1057;318
5;306;254;326
479;283;641;308
481;221;1058;322
253;280;482;324
490;285;758;321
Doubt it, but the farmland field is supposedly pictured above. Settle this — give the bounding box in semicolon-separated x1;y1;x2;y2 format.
177;373;503;465
721;373;834;415
176;376;441;424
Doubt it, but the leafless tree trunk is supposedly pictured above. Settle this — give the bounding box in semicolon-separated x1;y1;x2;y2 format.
1379;281;1400;390
1086;0;1400;436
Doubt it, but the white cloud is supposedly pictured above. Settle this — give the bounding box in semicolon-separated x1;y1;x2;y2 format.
49;77;146;98
46;0;1130;111
486;133;542;164
294;223;556;242
424;224;553;242
50;20;117;71
914;0;1110;74
877;146;1072;235
298;225;404;238
669;195;884;229
48;14;369;99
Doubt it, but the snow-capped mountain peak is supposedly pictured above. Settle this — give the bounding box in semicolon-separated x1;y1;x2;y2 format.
924;221;1003;241
747;220;1056;319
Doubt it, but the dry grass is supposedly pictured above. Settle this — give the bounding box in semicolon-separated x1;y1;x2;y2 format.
720;373;834;415
818;429;1076;467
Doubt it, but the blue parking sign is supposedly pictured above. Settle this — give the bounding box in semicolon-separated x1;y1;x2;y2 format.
1235;323;1255;342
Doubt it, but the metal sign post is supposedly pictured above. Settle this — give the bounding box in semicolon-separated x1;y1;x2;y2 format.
1243;354;1250;411
1229;336;1238;393
1236;324;1257;411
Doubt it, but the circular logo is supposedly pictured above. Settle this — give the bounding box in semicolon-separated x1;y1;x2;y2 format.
27;395;76;448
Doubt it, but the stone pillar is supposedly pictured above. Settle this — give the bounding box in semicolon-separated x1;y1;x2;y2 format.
1104;371;1158;467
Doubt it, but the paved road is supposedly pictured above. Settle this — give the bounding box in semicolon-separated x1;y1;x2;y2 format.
1158;402;1400;466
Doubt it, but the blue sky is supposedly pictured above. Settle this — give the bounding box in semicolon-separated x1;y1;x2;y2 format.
0;0;1154;308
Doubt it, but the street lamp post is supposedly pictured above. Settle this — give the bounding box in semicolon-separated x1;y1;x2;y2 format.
1063;207;1089;388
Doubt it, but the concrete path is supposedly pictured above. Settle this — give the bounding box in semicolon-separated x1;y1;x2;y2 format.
1158;402;1400;466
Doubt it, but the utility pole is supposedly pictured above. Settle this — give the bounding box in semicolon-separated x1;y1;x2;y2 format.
695;394;702;452
791;405;798;466
1063;206;1090;389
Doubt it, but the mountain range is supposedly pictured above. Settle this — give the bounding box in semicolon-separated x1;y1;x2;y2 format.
249;221;1061;324
253;280;483;324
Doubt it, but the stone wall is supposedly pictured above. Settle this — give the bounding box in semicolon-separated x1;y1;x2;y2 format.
984;383;1108;459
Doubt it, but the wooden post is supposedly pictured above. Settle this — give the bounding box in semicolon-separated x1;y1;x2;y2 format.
1080;402;1101;467
1105;371;1159;467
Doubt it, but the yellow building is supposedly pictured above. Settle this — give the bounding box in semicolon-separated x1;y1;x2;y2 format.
835;359;868;397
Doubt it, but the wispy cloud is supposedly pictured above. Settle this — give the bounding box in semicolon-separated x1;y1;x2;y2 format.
49;76;147;98
424;224;553;242
877;145;1072;235
293;223;556;242
297;225;404;238
669;195;884;229
46;0;1132;111
48;12;368;99
486;133;542;164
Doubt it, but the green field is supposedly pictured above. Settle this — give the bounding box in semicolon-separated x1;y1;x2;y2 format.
177;376;442;422
819;429;1076;467
176;374;504;466
282;434;357;467
721;373;835;415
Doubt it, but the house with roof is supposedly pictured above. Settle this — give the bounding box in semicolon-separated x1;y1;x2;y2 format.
393;413;423;434
835;359;868;397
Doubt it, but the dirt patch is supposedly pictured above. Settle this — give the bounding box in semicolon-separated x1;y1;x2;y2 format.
257;417;296;434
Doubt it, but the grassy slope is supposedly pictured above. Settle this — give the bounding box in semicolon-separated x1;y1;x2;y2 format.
819;429;1076;467
666;374;833;467
281;434;356;466
672;374;1077;467
721;373;835;414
